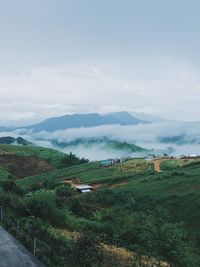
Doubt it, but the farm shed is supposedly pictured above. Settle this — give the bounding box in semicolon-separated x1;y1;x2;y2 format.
75;185;93;193
120;157;131;162
100;160;113;167
111;158;121;164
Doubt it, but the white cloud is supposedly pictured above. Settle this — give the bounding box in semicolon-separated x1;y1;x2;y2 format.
0;59;200;126
1;119;200;159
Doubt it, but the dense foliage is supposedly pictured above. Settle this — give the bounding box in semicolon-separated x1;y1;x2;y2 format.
0;136;31;145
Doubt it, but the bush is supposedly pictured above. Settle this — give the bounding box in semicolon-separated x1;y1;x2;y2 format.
22;190;68;227
0;180;24;195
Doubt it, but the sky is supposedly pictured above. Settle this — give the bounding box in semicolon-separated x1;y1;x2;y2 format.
0;0;200;126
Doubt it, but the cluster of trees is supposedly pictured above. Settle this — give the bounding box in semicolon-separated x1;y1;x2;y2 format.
59;152;89;168
0;136;31;145
106;207;199;267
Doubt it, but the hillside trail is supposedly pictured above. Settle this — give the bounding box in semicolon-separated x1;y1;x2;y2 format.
153;157;170;172
63;179;104;190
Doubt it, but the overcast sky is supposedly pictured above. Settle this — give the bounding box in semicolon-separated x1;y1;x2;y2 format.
0;0;200;126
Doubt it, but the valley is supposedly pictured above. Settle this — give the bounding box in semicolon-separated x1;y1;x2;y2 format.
1;1;199;266
0;144;199;266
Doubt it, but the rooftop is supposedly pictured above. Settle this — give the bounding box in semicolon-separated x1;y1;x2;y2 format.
75;185;93;190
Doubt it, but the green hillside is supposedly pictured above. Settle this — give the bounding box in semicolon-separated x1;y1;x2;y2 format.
0;144;88;180
1;146;200;266
17;159;149;188
52;138;148;153
0;166;11;180
106;140;148;152
17;157;200;232
0;144;66;167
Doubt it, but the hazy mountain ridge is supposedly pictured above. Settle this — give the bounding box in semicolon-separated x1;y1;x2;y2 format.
23;111;146;132
1;112;200;160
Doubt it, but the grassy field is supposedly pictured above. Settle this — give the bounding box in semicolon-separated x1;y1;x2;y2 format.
2;145;200;236
0;144;66;167
160;157;200;170
0;166;11;181
2;146;200;266
17;159;151;188
17;157;200;232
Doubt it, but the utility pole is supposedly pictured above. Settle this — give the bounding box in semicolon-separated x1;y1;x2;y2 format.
16;221;20;237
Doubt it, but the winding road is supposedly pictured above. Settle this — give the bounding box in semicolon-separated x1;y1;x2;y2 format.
153;157;171;172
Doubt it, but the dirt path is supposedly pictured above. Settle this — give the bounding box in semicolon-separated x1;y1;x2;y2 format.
63;180;84;188
153;157;170;172
63;180;105;190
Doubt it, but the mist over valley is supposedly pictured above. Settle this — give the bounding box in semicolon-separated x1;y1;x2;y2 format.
1;112;200;160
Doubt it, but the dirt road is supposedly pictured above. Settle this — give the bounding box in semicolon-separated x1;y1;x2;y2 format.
153;157;170;172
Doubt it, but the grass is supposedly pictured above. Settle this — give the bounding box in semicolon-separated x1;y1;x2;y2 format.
49;227;167;267
160;158;200;170
119;162;200;231
0;166;11;181
16;156;200;232
3;149;200;266
17;159;148;188
0;144;66;167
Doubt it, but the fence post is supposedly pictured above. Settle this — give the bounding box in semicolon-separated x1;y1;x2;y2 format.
0;207;3;220
33;238;37;256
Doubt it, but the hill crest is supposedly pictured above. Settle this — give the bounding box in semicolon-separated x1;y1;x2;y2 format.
23;111;146;132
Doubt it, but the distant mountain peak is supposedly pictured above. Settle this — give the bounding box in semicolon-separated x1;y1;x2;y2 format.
23;112;147;132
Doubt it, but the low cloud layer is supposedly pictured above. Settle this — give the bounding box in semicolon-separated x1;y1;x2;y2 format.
1;120;200;160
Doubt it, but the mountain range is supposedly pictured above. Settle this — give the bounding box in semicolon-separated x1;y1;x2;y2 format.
1;111;199;160
23;111;147;132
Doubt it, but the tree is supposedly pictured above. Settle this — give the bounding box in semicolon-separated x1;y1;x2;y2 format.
22;190;68;227
60;153;89;168
55;184;76;207
157;223;199;267
55;184;75;199
0;180;24;195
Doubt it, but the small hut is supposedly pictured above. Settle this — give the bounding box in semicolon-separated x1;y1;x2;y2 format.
75;185;93;193
99;160;113;167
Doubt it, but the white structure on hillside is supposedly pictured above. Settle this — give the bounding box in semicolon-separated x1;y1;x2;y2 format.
74;185;93;193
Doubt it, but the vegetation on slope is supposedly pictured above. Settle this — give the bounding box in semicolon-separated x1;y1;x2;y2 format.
17;157;200;232
0;144;68;168
0;144;88;173
52;137;148;153
0;147;200;266
0;136;32;145
17;159;150;188
0;166;12;181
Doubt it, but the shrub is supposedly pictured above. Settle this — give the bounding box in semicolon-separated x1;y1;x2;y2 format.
22;190;68;227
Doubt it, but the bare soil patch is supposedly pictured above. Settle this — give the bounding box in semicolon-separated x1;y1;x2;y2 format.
153;157;170;172
0;154;54;178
